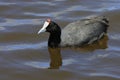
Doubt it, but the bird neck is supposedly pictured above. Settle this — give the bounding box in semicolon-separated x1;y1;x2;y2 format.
48;31;61;48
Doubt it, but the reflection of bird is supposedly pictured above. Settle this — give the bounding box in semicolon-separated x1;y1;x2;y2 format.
48;48;62;69
38;16;109;48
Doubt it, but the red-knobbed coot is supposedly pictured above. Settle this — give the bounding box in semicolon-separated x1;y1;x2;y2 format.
38;16;109;48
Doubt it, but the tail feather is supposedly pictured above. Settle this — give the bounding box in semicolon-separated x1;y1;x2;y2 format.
85;15;109;27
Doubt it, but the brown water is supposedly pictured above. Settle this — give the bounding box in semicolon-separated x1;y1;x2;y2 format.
0;0;120;80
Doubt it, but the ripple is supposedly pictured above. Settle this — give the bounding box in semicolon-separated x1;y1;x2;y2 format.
90;72;120;79
24;12;53;17
0;41;47;51
107;46;120;52
0;26;6;30
24;61;49;68
0;18;43;27
0;1;55;6
109;33;120;40
63;59;76;66
87;53;110;61
0;2;16;5
24;58;76;69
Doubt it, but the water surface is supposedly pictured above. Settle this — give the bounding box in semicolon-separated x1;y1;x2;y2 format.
0;0;120;80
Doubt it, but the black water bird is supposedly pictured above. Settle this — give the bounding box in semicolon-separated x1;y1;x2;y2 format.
38;16;109;48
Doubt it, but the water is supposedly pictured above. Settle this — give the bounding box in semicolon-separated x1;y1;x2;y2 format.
0;0;120;80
